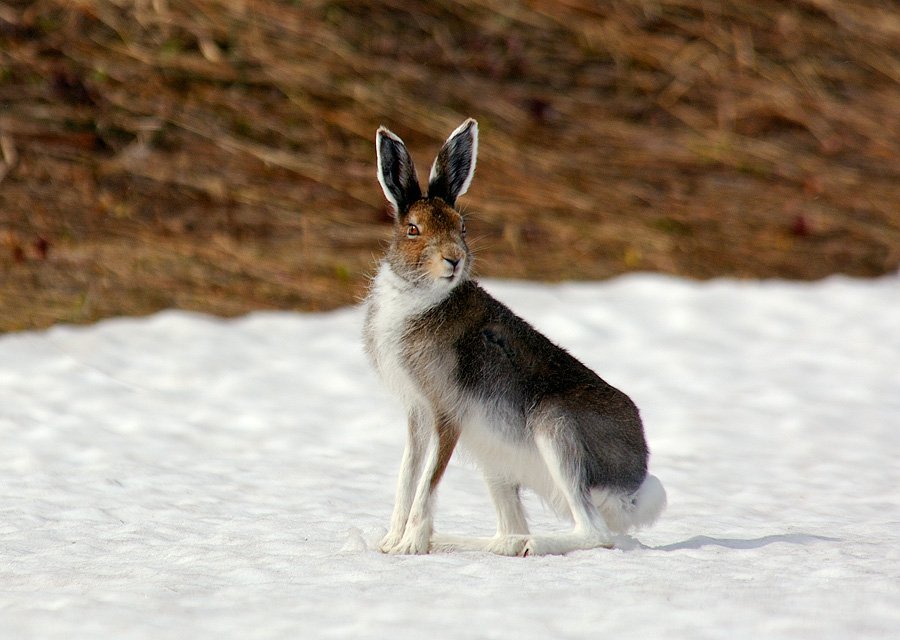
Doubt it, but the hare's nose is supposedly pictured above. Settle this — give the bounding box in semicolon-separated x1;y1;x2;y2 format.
444;257;460;268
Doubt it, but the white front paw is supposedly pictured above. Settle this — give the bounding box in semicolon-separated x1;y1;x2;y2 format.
386;525;431;555
378;530;405;554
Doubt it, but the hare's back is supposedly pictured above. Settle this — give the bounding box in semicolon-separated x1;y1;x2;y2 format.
453;286;609;398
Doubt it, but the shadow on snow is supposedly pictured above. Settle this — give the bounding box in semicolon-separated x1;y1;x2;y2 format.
653;533;839;552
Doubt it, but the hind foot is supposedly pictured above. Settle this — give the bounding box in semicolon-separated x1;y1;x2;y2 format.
485;535;529;557
519;533;614;557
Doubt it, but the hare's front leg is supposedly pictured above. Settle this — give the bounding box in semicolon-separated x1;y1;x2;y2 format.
385;417;460;554
380;413;428;552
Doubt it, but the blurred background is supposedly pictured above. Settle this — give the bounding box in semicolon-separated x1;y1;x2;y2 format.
1;0;898;331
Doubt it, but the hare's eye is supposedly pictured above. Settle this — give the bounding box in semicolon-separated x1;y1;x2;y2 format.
406;223;420;238
461;221;467;236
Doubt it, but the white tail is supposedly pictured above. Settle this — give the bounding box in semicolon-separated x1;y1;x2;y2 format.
592;474;667;534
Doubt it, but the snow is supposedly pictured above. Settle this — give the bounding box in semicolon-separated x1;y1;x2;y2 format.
2;273;899;639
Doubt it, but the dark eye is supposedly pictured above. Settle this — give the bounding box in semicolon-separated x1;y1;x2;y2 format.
461;220;467;236
406;223;420;238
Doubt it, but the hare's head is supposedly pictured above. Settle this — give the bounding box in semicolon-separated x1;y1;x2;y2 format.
376;119;478;292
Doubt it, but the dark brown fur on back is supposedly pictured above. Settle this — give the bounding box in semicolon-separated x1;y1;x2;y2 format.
406;280;649;492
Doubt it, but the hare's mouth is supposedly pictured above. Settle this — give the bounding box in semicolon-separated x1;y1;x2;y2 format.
442;257;463;280
425;255;465;283
442;268;464;283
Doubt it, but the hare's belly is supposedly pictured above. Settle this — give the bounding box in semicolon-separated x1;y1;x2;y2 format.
458;406;557;501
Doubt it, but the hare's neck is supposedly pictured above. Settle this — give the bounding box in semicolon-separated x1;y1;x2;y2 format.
368;262;453;320
365;262;453;408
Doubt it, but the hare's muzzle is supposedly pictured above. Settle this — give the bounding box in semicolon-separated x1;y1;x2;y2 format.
443;257;461;278
438;245;467;279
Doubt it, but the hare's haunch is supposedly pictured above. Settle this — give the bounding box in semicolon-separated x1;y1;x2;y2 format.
363;119;666;556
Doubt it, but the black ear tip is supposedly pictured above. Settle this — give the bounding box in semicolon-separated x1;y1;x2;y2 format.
460;119;478;141
377;127;405;149
455;120;479;158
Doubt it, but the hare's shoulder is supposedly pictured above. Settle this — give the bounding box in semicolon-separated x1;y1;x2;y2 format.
448;286;604;389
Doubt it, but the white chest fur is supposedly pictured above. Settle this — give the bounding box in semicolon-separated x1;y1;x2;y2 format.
364;263;446;409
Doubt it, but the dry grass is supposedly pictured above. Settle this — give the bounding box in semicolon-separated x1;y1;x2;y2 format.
1;0;898;331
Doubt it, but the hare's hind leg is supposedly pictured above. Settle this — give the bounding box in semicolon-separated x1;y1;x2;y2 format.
485;476;529;536
484;476;532;556
432;476;531;556
520;433;614;556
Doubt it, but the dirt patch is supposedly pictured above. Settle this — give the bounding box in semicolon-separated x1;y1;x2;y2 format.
1;0;898;331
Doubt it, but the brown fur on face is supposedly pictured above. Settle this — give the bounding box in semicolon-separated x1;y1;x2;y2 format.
388;199;470;285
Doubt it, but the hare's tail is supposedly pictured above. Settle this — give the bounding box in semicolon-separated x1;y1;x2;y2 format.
591;474;667;534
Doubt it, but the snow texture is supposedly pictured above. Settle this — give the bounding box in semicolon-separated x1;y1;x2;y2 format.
2;274;899;639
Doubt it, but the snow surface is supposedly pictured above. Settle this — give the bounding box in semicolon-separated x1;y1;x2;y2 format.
2;274;899;639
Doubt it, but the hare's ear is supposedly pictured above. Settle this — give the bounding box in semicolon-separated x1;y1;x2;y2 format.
428;118;478;207
376;126;421;217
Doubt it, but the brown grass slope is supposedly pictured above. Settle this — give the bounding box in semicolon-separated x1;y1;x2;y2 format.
1;0;898;331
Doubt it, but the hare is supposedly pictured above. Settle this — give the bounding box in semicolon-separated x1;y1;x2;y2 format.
363;119;666;556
